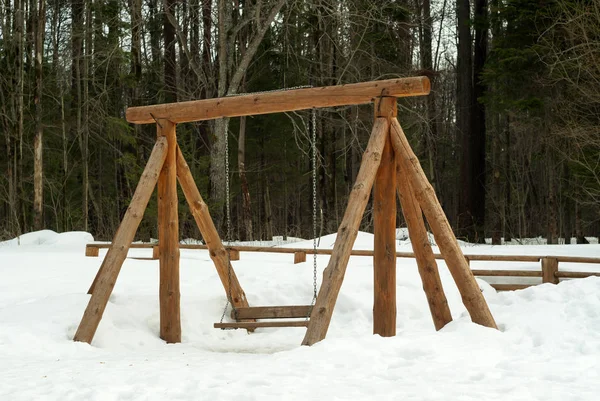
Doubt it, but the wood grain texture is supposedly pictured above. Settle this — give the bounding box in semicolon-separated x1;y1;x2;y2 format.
471;269;542;277
228;249;240;261
490;284;532;291
74;136;168;344
541;257;559;284
373;97;397;337
396;158;452;331
302;118;390;346
390;118;497;330
175;146;250;311
214;321;309;329
157;120;181;343
231;306;313;320
127;77;430;124
85;246;99;257
294;252;307;264
555;271;600;278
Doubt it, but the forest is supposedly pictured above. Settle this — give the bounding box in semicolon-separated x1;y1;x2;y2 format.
0;0;598;244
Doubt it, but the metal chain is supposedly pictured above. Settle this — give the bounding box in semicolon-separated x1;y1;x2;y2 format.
219;125;235;327
219;249;235;327
225;126;232;244
311;108;318;305
219;84;314;326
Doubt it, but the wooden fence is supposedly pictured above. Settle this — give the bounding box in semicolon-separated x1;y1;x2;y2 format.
84;242;600;291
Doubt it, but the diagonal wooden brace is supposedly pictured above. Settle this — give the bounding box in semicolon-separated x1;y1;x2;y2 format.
390;118;497;329
175;146;250;311
396;157;453;330
74;136;169;344
302;117;390;346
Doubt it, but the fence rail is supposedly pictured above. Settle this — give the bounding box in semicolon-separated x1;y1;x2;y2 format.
84;242;600;290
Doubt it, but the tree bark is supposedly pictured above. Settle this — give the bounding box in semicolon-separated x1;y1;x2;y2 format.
164;0;177;103
238;116;253;241
456;0;475;241
33;0;45;230
471;0;488;243
210;0;286;232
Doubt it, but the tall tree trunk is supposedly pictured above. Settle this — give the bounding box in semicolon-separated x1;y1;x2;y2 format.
490;0;501;245
33;0;46;230
211;0;286;233
164;0;177;103
238;115;253;241
15;0;25;233
504;116;512;241
71;0;85;229
471;0;487;242
420;0;440;195
457;0;475;241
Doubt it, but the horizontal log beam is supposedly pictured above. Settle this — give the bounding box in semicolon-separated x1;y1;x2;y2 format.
471;269;542;277
84;243;600;264
554;271;600;279
126;77;430;124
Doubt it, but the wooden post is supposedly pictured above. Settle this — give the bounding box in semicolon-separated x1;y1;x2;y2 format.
228;249;240;261
175;146;250;310
389;118;497;330
541;257;559;284
302;118;390;346
396;159;452;331
157;119;181;343
85;245;99;257
294;252;307;264
152;245;160;260
74;137;168;344
373;97;397;337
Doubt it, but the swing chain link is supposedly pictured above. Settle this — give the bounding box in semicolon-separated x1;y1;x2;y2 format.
220;86;318;327
219;123;236;328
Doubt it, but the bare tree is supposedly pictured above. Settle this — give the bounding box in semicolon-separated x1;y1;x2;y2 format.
33;0;46;230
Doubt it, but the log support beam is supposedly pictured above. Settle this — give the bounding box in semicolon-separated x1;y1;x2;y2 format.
157;119;181;343
373;97;397;337
396;159;452;330
127;77;430;124
390;118;497;330
175;146;250;310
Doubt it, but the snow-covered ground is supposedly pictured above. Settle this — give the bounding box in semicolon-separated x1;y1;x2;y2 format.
1;230;600;400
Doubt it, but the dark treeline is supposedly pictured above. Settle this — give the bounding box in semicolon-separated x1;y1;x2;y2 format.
0;0;598;243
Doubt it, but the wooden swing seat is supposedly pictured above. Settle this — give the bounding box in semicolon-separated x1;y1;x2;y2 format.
213;305;313;329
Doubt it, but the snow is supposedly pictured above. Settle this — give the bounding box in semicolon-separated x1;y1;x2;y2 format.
1;230;600;400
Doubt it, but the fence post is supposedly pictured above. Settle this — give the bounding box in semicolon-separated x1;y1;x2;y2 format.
228;249;240;261
294;252;307;264
542;257;559;284
85;246;99;257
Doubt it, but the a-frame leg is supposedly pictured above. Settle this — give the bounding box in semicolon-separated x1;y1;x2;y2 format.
157;119;181;343
302;117;390;346
74;136;169;344
390;118;497;329
175;146;251;311
373;97;397;337
396;158;453;330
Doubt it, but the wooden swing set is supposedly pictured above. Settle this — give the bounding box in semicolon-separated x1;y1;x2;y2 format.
73;76;497;346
